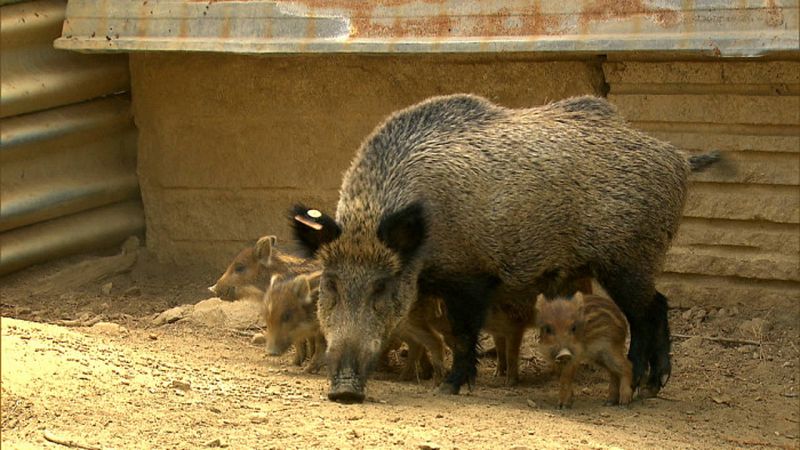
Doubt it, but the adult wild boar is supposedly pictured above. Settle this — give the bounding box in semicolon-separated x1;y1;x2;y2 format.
292;94;719;403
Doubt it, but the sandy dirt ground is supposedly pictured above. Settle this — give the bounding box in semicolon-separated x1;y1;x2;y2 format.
1;250;798;449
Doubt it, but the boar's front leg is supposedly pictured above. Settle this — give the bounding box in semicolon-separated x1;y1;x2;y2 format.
421;272;499;395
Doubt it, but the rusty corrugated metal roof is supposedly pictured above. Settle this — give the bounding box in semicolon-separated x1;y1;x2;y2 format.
53;0;799;57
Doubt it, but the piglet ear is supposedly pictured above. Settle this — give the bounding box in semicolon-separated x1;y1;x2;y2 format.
255;235;277;267
270;274;281;288
291;275;312;302
377;202;427;264
535;293;546;309
573;291;585;308
534;293;547;326
290;204;341;257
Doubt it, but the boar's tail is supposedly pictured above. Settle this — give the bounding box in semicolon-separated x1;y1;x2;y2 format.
688;150;721;172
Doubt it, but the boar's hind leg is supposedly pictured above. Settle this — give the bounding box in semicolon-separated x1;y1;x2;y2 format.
641;291;672;397
422;272;498;395
596;266;662;393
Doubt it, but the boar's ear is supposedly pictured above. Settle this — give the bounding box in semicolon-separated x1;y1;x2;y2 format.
290;204;341;257
255;235;277;266
377;202;427;264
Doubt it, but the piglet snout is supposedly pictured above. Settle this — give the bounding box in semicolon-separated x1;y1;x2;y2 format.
555;348;573;363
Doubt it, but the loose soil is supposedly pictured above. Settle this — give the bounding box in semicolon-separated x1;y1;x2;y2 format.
1;250;798;449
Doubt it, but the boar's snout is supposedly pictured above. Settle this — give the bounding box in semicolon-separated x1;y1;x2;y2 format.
328;365;366;404
327;347;372;404
265;337;291;356
555;348;573;363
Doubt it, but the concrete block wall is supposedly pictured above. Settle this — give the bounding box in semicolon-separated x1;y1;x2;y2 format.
130;53;606;268
604;60;800;308
131;53;799;309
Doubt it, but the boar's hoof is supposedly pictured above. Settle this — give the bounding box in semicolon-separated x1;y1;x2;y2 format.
437;382;460;395
327;387;365;404
638;385;660;399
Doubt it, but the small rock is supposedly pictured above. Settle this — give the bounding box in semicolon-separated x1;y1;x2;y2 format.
148;334;158;340
152;305;192;326
685;410;695;416
526;399;537;409
251;333;266;345
191;298;263;329
124;286;141;297
205;438;222;448
681;308;694;321
600;412;610;418
418;443;440;450
783;361;793;368
91;322;127;335
738;318;770;339
435;413;444;418
170;380;191;391
693;309;708;322
121;235;140;254
209;406;221;414
711;394;732;405
249;413;269;424
101;282;113;295
681;336;705;350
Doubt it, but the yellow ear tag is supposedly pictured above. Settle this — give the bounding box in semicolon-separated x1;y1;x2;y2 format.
307;209;322;218
295;215;323;231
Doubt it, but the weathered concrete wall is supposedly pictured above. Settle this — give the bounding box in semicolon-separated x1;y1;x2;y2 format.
603;60;800;309
130;53;606;268
131;53;799;309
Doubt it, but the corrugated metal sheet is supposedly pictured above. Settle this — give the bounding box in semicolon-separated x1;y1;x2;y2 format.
0;96;138;232
0;201;145;276
1;0;130;118
0;0;142;275
603;60;800;307
54;0;799;57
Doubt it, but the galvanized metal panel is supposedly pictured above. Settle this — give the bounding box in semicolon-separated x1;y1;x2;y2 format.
1;0;130;118
0;0;142;275
0;201;145;276
54;0;799;57
0;96;138;232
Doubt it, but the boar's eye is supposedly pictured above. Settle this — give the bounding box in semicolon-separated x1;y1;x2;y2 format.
323;276;338;295
234;264;247;274
281;310;292;323
542;325;553;335
372;279;388;297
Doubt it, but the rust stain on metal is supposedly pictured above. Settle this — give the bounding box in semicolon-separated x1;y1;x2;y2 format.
766;0;784;27
351;14;453;38
468;3;561;37
580;0;682;28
